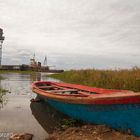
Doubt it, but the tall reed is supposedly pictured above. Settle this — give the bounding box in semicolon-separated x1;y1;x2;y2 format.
49;67;140;92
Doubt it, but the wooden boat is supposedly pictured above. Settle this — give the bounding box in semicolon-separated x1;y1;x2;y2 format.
32;81;140;136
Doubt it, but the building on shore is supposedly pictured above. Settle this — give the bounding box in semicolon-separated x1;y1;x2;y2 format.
0;56;64;73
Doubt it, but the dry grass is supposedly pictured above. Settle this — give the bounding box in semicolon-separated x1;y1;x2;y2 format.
49;67;140;92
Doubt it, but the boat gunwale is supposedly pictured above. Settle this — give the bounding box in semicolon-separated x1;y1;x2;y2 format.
32;81;140;105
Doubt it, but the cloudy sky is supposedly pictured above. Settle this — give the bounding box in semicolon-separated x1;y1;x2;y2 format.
0;0;140;69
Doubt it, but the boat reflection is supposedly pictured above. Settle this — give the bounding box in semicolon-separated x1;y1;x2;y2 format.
30;73;41;83
30;96;69;134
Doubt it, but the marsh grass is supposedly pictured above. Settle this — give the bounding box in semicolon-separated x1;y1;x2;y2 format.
0;88;8;102
0;75;5;80
49;67;140;92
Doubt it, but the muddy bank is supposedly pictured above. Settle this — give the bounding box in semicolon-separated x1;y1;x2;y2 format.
46;124;140;140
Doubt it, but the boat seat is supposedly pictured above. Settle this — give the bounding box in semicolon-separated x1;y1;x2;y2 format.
48;89;78;93
38;86;55;89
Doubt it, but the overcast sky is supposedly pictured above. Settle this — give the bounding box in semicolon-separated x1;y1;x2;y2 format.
0;0;140;69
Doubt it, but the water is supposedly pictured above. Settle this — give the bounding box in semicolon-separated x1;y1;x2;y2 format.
0;72;59;140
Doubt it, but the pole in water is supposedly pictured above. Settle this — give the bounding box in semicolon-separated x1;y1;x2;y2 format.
0;28;5;66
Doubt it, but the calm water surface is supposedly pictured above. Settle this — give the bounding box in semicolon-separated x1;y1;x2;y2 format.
0;72;58;140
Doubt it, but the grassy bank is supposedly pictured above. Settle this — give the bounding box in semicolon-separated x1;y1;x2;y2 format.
49;67;140;92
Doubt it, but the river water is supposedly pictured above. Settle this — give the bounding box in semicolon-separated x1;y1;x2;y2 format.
0;72;59;140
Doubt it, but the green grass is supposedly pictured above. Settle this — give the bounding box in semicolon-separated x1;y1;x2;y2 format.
49;67;140;92
61;118;77;127
0;88;9;102
0;75;5;80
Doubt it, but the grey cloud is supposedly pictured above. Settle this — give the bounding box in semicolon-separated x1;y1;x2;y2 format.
0;0;140;69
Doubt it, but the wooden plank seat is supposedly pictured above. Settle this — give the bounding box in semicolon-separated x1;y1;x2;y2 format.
47;89;78;93
38;86;55;89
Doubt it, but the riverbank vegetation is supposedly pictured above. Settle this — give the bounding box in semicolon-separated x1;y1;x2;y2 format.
0;88;9;102
49;67;140;92
0;75;4;80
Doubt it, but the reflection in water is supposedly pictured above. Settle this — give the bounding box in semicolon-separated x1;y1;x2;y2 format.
0;79;8;110
30;73;41;84
0;72;60;140
0;73;43;108
0;73;58;109
0;78;3;108
30;96;69;134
